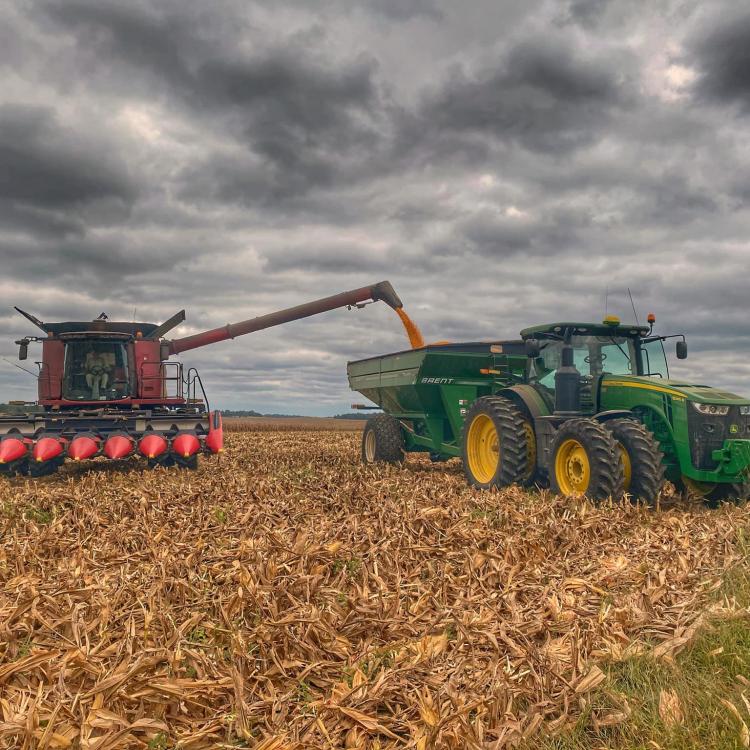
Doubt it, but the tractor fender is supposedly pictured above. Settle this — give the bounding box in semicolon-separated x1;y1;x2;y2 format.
500;385;550;420
500;385;551;474
592;409;633;423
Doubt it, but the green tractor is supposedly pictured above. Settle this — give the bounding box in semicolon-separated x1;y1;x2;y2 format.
348;315;750;503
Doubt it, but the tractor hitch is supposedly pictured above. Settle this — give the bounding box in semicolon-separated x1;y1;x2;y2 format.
711;439;750;480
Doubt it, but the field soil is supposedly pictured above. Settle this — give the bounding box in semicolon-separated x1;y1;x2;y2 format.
0;428;748;748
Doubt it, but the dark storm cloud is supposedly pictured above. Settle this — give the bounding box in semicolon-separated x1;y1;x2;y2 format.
2;0;750;411
262;241;390;273
39;1;194;94
409;34;630;157
368;0;441;21
41;0;389;202
564;0;605;27
690;8;750;110
439;206;589;259
0;233;189;290
0;103;135;215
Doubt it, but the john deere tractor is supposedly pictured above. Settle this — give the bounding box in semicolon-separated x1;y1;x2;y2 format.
348;315;750;503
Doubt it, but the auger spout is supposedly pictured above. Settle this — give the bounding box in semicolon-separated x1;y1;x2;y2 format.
167;280;404;356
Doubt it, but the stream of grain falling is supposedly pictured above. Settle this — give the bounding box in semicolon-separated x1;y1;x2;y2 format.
395;307;425;349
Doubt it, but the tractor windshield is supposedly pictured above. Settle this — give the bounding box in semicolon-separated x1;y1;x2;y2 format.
640;338;669;377
62;340;131;401
529;335;637;390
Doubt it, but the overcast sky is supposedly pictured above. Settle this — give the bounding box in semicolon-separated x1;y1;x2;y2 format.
1;0;749;414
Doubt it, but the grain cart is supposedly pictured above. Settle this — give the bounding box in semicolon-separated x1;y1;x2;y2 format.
348;316;750;503
1;281;403;477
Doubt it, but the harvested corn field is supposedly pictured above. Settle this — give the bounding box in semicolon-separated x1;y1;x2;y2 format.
224;417;366;433
1;428;749;749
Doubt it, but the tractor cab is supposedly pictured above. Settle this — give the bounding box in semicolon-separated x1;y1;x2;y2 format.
520;318;684;414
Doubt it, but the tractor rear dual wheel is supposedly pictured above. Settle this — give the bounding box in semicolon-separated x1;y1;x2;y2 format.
461;396;530;489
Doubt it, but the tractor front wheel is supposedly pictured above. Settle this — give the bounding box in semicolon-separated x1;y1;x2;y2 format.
604;418;665;504
550;419;623;502
361;415;404;464
462;396;528;489
682;477;750;506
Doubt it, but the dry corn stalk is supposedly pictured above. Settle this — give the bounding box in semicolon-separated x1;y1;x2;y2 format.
0;429;747;748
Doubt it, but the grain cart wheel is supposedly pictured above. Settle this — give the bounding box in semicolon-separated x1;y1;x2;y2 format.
604;418;665;504
361;415;404;464
462;396;528;489
551;418;623;502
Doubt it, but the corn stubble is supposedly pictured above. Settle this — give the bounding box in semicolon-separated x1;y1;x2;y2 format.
0;429;748;749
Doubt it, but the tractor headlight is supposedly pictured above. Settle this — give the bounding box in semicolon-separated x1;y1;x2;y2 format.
693;402;730;416
740;405;750;416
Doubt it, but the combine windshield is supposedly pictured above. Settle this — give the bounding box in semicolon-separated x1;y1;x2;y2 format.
62;341;131;401
529;335;637;390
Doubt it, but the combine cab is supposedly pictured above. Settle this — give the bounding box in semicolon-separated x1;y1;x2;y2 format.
349;316;750;504
1;281;403;477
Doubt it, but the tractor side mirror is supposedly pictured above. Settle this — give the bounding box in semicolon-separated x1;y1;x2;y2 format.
17;341;28;361
676;340;687;359
525;338;540;358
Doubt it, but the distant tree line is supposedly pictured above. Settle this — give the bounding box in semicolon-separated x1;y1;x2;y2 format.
219;409;377;420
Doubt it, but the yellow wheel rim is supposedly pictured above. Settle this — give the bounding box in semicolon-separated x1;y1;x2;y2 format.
523;422;536;481
466;414;499;484
619;443;632;492
364;430;376;462
554;438;591;495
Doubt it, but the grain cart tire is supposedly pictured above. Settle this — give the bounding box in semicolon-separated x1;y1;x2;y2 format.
462;396;528;489
551;418;623;502
361;415;404;464
604;418;665;504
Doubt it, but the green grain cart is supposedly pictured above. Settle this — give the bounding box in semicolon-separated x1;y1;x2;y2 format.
347;316;750;503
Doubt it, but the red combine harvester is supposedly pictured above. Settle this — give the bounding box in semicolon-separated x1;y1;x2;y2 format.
1;281;402;477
